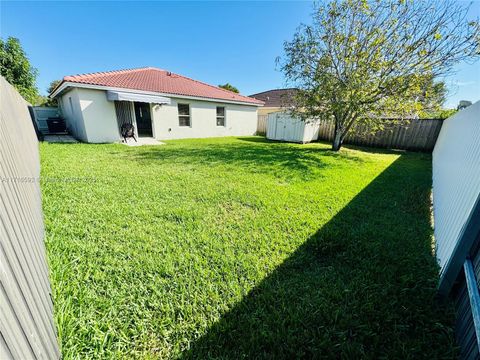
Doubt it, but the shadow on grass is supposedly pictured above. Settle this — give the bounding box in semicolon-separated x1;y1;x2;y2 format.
236;136;413;156
125;137;365;181
180;155;455;359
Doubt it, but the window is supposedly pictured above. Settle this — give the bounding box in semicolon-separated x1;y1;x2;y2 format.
216;106;225;126
178;104;190;127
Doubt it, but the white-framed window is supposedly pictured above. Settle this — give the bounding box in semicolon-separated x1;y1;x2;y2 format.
178;104;191;127
216;106;225;126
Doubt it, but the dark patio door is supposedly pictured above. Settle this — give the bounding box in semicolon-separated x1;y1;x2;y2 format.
134;102;153;137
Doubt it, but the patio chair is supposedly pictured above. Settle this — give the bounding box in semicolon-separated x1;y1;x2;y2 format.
121;123;137;143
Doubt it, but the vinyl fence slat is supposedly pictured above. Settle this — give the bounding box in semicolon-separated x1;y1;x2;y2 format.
0;76;60;359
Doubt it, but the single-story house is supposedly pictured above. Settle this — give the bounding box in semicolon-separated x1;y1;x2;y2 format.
50;67;264;143
249;88;298;116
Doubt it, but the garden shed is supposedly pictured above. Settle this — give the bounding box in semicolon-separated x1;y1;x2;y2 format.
266;111;319;144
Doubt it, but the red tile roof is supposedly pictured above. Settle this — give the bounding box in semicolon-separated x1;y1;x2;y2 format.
56;67;263;105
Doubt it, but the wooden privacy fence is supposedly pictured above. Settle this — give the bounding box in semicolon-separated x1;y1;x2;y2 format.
257;115;268;135
317;118;443;152
0;76;60;359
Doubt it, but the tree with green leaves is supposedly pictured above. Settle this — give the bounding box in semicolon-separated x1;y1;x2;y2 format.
279;0;479;151
41;79;62;106
415;76;455;119
218;83;239;93
47;79;61;95
34;79;62;106
0;37;39;104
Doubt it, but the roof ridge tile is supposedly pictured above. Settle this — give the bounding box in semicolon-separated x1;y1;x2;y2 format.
64;67;159;81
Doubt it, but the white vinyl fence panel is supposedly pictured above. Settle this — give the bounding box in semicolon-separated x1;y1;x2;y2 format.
433;101;480;290
0;76;60;359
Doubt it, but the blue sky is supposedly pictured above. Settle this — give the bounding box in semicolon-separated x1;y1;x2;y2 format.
1;1;478;108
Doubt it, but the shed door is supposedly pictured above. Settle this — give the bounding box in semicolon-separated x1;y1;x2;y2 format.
284;117;297;142
275;114;286;140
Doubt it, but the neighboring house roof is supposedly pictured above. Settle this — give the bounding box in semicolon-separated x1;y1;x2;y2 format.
249;88;298;107
51;67;263;106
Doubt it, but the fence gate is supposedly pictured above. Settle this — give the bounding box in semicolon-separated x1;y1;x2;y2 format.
30;106;61;135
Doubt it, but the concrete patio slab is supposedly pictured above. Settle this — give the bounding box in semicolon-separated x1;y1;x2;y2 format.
43;135;78;143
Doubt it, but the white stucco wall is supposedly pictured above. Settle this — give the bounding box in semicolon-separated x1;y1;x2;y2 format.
59;87;258;142
60;88;88;142
258;106;282;116
75;88;119;143
151;97;258;140
60;88;119;143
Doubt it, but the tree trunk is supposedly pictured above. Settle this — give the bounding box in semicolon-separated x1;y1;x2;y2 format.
332;125;342;151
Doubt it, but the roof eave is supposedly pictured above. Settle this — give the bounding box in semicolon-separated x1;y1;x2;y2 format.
49;80;71;98
50;82;264;106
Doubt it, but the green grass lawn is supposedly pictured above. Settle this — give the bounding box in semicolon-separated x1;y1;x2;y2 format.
40;137;455;359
